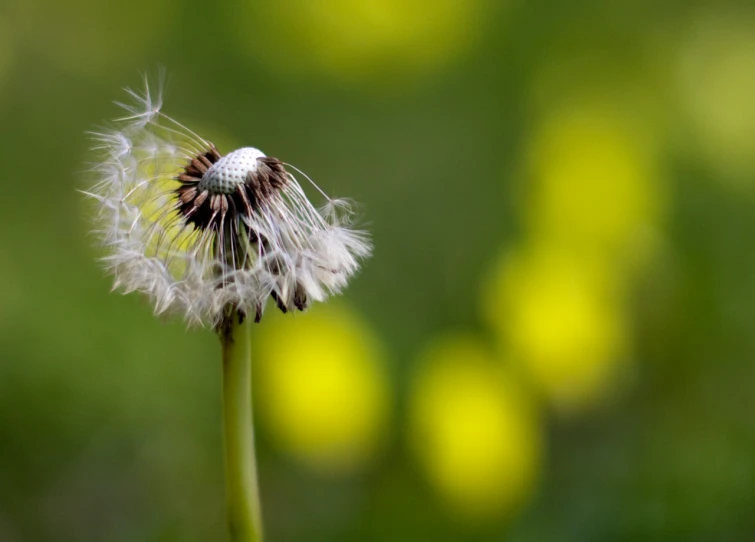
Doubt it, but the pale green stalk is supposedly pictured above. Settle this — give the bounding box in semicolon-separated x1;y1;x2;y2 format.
220;312;263;542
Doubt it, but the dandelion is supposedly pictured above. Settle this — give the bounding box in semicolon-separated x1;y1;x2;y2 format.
85;77;370;328
83;74;371;541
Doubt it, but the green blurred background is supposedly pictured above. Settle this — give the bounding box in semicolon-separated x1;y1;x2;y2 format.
2;0;755;540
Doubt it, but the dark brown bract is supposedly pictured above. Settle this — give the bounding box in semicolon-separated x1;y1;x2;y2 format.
175;145;289;233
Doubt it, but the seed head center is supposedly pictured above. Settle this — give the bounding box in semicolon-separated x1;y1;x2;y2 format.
199;147;266;195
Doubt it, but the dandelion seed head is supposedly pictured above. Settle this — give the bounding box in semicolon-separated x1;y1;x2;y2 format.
84;75;371;327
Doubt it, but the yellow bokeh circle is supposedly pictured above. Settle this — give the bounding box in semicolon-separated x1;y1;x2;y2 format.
675;10;755;177
409;335;541;520
254;304;390;474
236;0;494;84
484;246;628;412
525;104;663;267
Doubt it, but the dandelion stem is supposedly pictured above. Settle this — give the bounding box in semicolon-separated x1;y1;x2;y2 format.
220;312;263;542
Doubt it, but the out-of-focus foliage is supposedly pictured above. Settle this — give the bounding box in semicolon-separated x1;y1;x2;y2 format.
5;0;174;73
1;0;755;540
0;16;12;91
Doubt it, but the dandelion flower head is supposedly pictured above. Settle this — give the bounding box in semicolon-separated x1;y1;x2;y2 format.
85;76;371;327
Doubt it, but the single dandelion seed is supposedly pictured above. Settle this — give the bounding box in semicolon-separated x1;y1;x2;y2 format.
82;73;372;542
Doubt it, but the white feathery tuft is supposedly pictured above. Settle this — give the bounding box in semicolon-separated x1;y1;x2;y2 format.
84;75;372;327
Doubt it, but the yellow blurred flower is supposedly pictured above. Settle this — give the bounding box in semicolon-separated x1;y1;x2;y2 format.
675;10;755;178
524;103;663;269
483;246;628;412
490;81;668;412
236;0;494;84
409;335;541;520
254;304;390;473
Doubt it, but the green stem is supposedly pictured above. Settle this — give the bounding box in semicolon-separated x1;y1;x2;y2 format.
221;312;263;542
